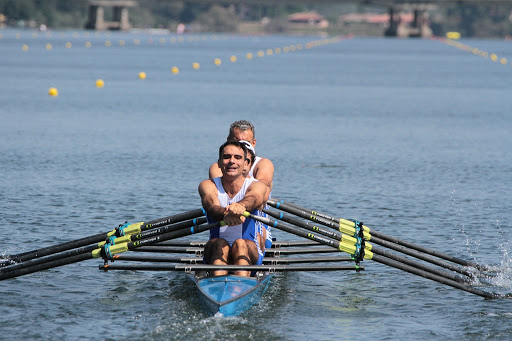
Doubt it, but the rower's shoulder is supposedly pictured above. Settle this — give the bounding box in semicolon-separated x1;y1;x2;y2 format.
199;178;217;193
255;156;273;167
209;162;222;179
254;157;274;172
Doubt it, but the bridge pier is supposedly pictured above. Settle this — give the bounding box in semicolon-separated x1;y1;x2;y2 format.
85;0;137;31
384;5;433;38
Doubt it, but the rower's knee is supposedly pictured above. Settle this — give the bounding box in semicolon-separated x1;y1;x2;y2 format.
232;239;248;255
204;238;229;264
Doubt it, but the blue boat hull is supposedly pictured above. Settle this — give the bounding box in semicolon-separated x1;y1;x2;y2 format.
189;272;272;317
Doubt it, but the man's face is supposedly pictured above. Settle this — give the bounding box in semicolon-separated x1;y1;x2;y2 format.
228;128;256;146
219;144;248;178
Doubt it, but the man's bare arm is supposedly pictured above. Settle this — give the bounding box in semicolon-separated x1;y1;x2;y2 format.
209;162;222;179
225;181;267;217
253;158;274;188
198;179;225;222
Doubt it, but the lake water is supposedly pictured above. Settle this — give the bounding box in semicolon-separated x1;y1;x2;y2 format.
1;28;512;340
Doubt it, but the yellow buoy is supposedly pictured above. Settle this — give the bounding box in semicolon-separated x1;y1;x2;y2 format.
230;55;237;63
266;49;273;55
171;66;180;74
48;87;58;96
85;41;92;48
214;58;221;66
46;43;52;50
105;40;111;47
490;53;498;62
96;79;105;88
119;40;125;46
192;62;200;70
257;50;264;57
246;53;253;60
446;32;461;40
22;44;29;51
138;72;147;79
65;42;72;48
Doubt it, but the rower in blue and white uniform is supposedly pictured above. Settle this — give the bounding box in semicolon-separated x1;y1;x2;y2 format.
208;121;275;256
200;140;268;277
247;153;273;251
206;175;264;265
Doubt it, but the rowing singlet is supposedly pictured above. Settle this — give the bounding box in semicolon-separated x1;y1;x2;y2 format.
249;157;273;249
207;177;262;260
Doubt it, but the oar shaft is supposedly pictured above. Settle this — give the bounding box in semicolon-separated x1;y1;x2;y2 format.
0;220;217;281
265;208;471;283
264;209;367;248
112;254;354;264
371;254;497;299
0;218;206;274
248;212;499;299
0;252;93;281
370;235;475;277
104;222;220;257
100;263;363;272
2;232;106;264
2;209;205;264
370;229;488;271
0;244;98;274
269;199;488;271
154;240;321;248
132;245;341;256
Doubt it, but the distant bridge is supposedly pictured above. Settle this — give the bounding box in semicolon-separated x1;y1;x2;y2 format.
84;0;512;37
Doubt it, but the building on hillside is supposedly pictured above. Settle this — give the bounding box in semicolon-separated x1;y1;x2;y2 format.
288;12;329;29
339;12;414;27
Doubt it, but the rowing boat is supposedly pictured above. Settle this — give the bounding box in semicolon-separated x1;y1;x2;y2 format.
188;270;272;317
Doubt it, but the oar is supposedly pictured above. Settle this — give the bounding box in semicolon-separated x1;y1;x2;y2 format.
268;199;489;272
0;220;219;281
245;211;500;299
131;245;341;255
100;263;363;272
154;240;321;247
264;209;474;282
0;217;207;274
1;208;205;266
112;254;354;264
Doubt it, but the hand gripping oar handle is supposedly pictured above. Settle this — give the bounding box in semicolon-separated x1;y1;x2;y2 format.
1;208;206;265
268;199;489;272
244;211;500;299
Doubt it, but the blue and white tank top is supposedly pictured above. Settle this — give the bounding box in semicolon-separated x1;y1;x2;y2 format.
207;177;260;247
248;156;272;247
